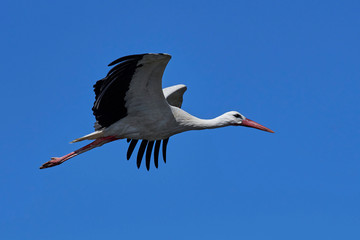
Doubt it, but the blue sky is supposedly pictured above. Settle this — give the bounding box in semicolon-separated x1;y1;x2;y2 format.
1;0;359;239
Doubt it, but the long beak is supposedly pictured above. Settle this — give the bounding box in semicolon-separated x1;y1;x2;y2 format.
240;118;274;133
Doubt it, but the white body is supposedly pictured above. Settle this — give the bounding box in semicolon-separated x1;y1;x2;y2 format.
73;54;247;143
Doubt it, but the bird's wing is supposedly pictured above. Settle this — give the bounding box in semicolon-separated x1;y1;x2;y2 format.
92;53;172;130
126;84;187;170
162;84;187;108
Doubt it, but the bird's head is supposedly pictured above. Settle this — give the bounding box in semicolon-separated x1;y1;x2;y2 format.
223;111;274;133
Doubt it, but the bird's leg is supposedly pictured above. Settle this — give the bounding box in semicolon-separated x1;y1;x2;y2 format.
40;136;119;169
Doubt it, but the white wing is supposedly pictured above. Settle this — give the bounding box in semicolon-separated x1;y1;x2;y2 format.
92;53;172;130
163;84;187;108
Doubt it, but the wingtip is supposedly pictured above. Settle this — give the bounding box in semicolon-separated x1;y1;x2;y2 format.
107;53;170;67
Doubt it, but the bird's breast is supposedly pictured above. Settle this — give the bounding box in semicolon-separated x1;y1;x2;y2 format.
103;111;180;141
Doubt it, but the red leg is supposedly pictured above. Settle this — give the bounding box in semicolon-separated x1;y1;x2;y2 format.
40;136;119;169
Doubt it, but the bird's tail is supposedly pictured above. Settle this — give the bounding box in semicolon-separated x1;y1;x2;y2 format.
70;131;104;143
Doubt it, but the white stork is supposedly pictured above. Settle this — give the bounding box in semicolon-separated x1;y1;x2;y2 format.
40;53;274;170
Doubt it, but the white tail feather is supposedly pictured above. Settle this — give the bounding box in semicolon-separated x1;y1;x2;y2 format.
70;131;104;143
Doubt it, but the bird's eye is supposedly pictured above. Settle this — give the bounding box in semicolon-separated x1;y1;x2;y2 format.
233;114;242;118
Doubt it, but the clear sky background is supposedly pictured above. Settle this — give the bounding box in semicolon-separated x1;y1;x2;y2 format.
1;0;359;239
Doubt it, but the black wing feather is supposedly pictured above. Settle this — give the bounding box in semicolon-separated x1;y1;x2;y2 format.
92;54;145;130
137;140;148;168
126;138;170;169
154;140;161;168
145;141;154;171
162;138;169;163
127;139;138;160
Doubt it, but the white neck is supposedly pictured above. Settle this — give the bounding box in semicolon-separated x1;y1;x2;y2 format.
172;107;230;131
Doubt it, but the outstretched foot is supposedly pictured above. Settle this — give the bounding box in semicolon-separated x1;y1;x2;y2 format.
40;157;65;169
39;136;120;170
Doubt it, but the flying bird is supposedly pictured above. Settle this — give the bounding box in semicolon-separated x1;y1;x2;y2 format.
40;53;274;170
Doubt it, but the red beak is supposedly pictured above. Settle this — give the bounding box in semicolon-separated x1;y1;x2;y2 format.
240;118;274;133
